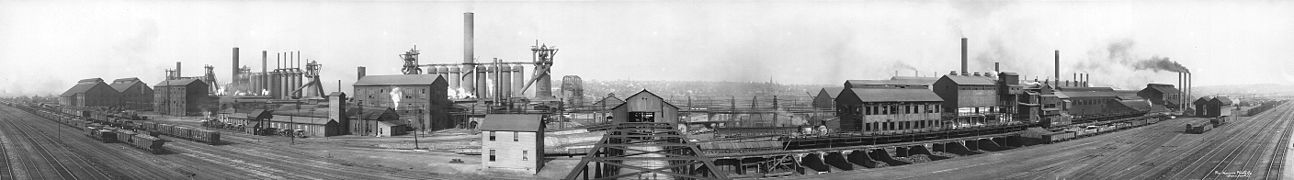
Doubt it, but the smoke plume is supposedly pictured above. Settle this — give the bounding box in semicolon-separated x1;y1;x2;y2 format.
1133;56;1190;73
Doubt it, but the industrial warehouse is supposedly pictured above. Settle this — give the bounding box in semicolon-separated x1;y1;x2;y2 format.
1;1;1293;180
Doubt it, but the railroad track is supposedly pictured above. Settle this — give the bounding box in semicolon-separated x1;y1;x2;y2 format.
1118;105;1294;180
1158;104;1294;179
1199;114;1289;179
0;106;116;180
1265;115;1294;179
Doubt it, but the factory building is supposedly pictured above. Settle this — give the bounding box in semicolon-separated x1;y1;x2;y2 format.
352;73;453;132
60;78;120;108
110;77;154;110
611;90;680;124
1138;83;1182;110
833;88;944;134
812;87;844;109
1056;87;1119;120
933;73;1004;126
1018;83;1070;127
844;76;937;89
479;114;544;174
153;79;210;116
266;112;344;137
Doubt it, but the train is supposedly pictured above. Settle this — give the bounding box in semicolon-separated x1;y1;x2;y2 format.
85;126;167;154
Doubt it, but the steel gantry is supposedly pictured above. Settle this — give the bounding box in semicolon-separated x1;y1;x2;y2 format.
565;122;728;180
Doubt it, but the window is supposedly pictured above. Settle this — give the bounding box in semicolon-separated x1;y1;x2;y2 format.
513;132;519;142
489;149;496;162
489;131;496;141
523;150;529;161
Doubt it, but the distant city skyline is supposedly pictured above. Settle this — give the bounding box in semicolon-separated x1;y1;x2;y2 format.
2;1;1291;96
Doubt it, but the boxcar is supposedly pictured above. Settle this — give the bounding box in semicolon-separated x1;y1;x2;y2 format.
95;129;117;143
191;129;221;145
157;124;175;137
116;130;138;143
130;134;166;154
175;127;193;140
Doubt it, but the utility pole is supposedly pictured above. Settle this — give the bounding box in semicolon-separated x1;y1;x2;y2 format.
414;107;421;150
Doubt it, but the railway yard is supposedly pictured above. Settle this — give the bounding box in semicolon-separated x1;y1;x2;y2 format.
802;103;1294;180
0;104;473;179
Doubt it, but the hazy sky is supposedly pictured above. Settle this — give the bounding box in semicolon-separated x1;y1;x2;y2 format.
2;0;1292;96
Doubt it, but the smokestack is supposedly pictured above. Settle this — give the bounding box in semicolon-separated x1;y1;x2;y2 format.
262;50;267;92
961;38;968;74
357;66;367;80
1054;50;1060;87
1178;72;1183;112
175;61;182;78
994;62;1000;72
232;47;239;85
464;12;474;64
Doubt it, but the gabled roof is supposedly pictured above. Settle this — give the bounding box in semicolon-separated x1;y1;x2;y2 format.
354;74;445;86
480;114;543;132
109;80;148;93
248;109;274;119
1144;83;1179;93
843;88;943;102
940;75;997;86
1194;97;1213;104
611;90;680;110
819;87;845;98
1212;96;1233;106
155;79;203;87
888;76;939;85
61;82;105;97
1115;90;1142;100
78;78;104;83
593;94;625;107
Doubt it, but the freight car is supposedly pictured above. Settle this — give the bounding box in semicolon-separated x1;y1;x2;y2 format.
1210;117;1227;128
86;127;117;143
1186;123;1213;134
129;134;166;154
145;123;221;145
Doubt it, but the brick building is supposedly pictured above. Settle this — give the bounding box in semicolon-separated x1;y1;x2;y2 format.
352;74;452;132
154;79;210;116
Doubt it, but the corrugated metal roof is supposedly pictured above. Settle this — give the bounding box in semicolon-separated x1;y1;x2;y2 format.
1059;91;1116;98
1120;100;1152;112
1115;90;1142;100
109;81;144;92
155;79;203;87
354;74;445;86
1144;84;1179;94
61;82;102;97
268;115;335;125
480;114;543;132
941;75;997;86
845;88;943;102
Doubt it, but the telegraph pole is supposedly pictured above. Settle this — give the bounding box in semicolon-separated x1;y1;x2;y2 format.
414;107;421;150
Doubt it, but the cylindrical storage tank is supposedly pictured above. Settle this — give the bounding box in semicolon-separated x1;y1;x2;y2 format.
500;66;512;99
485;65;498;99
512;65;525;97
428;66;440;75
476;66;488;99
448;67;461;92
436;66;449;82
461;65;475;98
